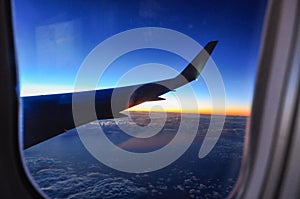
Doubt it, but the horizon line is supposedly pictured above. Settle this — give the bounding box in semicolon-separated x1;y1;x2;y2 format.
124;109;250;117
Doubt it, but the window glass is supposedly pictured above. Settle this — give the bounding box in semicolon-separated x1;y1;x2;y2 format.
12;0;267;198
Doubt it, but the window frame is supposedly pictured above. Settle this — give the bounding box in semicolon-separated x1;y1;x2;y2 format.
229;0;300;198
0;0;299;198
0;0;42;198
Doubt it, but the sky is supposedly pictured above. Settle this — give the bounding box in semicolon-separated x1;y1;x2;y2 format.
12;0;267;116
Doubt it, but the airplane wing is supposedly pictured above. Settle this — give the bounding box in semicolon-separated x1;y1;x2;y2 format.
22;41;218;149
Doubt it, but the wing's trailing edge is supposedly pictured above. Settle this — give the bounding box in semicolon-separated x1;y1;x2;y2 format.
22;41;218;149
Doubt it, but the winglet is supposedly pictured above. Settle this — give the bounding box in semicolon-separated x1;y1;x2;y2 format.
179;41;218;82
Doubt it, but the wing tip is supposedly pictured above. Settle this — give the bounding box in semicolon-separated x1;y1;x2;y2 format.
204;40;218;54
178;40;218;82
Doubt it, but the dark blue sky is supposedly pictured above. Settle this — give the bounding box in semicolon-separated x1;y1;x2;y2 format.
12;0;267;115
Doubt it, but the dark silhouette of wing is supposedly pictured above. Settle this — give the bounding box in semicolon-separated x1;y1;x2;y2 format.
23;41;217;149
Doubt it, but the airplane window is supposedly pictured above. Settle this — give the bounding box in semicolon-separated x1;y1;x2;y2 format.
12;0;267;198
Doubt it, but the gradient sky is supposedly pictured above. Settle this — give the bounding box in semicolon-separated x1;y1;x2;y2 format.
12;0;267;116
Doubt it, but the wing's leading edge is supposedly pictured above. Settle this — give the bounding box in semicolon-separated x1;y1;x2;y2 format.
23;41;218;149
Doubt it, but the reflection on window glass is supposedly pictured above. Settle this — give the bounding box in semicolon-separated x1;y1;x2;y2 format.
13;0;267;198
